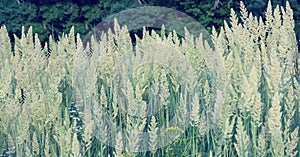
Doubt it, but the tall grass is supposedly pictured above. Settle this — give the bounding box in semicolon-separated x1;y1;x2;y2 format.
0;1;299;156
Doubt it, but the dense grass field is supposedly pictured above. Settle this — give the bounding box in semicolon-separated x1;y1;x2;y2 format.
0;1;299;157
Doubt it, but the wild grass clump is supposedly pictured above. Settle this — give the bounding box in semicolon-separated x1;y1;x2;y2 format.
0;1;299;156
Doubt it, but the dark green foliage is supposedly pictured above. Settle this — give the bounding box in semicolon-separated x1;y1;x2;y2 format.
0;0;299;50
174;0;239;33
0;0;140;44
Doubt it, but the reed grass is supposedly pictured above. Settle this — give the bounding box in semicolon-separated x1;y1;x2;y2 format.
0;1;299;156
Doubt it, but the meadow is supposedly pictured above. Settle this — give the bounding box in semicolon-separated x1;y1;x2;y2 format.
0;1;299;157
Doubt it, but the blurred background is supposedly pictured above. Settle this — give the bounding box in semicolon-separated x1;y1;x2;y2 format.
0;0;299;48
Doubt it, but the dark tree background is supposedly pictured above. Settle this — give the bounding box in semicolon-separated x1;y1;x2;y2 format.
0;0;299;49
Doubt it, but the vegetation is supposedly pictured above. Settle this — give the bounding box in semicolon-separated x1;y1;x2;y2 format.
0;0;299;47
0;1;299;157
